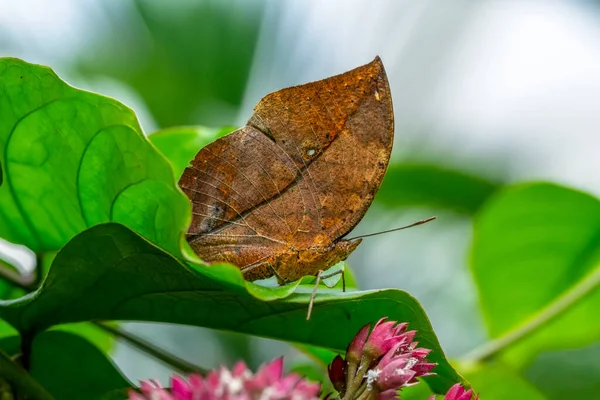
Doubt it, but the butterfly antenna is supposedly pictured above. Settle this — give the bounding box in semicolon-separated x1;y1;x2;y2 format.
345;216;437;240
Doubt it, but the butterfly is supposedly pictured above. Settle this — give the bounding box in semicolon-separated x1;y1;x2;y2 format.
179;57;393;287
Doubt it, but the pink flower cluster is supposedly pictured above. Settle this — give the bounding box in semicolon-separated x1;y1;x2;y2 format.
129;318;477;400
129;358;320;400
327;318;436;400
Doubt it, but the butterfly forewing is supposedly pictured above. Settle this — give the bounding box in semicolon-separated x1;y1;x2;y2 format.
179;57;393;282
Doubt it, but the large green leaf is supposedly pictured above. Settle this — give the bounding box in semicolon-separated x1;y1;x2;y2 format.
399;382;434;400
0;223;464;394
0;335;19;357
525;342;600;399
0;58;190;255
52;322;115;354
376;163;500;214
0;324;114;367
30;330;130;400
471;183;600;366
100;389;132;400
148;125;234;179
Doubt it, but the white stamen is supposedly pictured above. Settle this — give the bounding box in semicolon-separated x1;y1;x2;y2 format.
405;357;418;370
259;386;276;400
228;377;244;394
365;368;381;391
219;369;245;395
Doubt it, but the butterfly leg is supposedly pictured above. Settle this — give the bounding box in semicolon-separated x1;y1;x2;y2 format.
307;270;323;321
307;268;347;320
317;268;346;292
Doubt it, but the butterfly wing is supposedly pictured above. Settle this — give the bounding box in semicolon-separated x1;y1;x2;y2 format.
179;57;393;279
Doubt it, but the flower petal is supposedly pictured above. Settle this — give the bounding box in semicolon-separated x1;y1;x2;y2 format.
171;375;192;399
347;323;371;363
439;383;478;400
377;388;400;400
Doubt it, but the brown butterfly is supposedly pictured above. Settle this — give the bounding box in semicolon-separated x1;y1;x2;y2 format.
179;57;394;289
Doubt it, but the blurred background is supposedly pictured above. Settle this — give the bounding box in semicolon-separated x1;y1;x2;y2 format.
2;0;600;398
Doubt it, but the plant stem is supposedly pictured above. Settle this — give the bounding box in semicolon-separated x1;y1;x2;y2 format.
93;321;207;375
0;349;53;400
19;333;33;371
463;263;600;362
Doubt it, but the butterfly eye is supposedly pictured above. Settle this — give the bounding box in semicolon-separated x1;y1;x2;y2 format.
306;148;316;156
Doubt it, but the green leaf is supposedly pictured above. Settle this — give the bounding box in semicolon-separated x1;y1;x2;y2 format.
471;183;600;366
30;330;130;400
148;125;234;179
376;163;500;214
0;223;464;394
99;389;131;400
295;343;340;367
399;382;434;400
52;322;115;354
0;58;190;255
0;318;17;341
0;347;53;400
0;323;114;360
0;335;19;357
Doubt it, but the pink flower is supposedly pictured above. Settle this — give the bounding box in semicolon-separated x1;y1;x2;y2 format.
129;358;321;400
129;318;469;400
429;384;479;400
346;324;370;364
327;318;436;400
363;320;410;359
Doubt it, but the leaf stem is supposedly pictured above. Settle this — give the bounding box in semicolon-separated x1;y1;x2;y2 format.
463;263;600;362
19;332;33;371
93;321;207;375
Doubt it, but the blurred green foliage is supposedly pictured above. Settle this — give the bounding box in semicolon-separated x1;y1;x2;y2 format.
471;183;600;368
377;163;501;214
76;0;263;128
148;125;235;178
465;364;545;399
